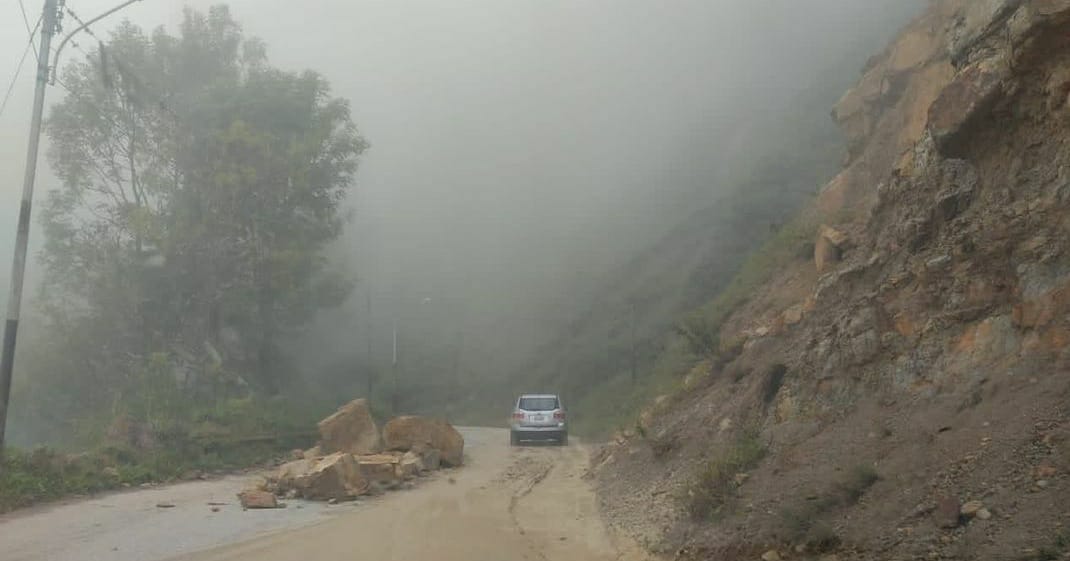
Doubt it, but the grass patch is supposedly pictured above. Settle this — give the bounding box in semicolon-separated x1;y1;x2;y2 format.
0;396;324;513
1029;533;1070;561
570;336;700;439
650;432;677;458
779;464;879;546
677;216;818;358
686;431;768;520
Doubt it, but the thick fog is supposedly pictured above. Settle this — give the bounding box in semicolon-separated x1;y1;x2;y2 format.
1;1;923;405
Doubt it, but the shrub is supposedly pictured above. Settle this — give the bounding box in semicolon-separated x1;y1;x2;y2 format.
778;463;879;543
686;431;767;520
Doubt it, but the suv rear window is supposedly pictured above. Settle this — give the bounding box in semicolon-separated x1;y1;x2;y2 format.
518;397;558;411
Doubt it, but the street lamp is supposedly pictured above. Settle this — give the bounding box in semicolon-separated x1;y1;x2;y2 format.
391;296;431;414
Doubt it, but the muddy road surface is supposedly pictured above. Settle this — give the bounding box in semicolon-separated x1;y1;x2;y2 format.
0;428;646;561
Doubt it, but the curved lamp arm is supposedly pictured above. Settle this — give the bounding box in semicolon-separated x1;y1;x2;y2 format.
50;0;144;84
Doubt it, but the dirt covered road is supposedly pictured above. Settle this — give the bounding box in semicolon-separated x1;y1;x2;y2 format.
1;428;646;561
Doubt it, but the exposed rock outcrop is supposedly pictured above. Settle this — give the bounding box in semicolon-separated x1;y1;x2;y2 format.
596;2;1070;560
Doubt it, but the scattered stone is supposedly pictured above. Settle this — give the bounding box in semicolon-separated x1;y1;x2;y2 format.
761;550;782;561
934;496;961;528
357;454;402;484
237;489;279;509
1036;479;1050;489
961;500;985;517
210;507;221;513
926;254;952;270
1037;463;1058;479
398;452;422;479
976;508;992;520
815;225;848;272
411;445;441;472
290;449;305;460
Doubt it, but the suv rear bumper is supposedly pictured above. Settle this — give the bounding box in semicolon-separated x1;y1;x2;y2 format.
511;425;567;440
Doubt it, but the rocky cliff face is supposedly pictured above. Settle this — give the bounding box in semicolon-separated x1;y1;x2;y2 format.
595;2;1070;560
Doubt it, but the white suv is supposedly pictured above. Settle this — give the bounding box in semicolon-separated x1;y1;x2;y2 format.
510;394;568;446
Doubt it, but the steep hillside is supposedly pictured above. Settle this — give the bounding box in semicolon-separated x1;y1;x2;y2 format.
501;86;865;435
594;2;1070;560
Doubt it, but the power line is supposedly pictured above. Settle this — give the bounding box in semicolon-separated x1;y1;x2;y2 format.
0;17;40;119
17;0;39;61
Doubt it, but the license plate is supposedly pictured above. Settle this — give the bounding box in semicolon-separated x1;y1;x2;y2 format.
532;415;545;422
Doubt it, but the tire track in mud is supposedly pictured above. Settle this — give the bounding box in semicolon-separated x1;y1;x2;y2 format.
498;450;557;560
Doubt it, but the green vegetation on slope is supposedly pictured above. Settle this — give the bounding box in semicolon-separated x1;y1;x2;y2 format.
1;396;323;513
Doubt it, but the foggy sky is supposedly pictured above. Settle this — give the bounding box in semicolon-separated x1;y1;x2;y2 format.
1;1;923;387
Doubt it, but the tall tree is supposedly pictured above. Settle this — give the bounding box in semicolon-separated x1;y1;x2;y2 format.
36;4;366;420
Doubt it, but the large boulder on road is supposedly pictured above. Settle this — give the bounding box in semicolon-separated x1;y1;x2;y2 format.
382;416;464;467
317;398;382;455
272;452;369;501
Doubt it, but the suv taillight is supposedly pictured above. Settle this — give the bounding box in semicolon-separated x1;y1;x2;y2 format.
512;412;524;421
553;410;565;420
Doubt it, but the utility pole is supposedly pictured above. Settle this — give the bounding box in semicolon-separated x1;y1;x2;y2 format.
365;288;373;399
0;0;61;454
630;301;638;387
391;318;398;414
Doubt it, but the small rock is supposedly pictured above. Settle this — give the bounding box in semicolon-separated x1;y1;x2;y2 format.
976;508;992;520
1037;480;1050;489
934;496;961;528
961;500;984;517
237;489;279;509
327;498;338;505
762;550;782;561
210;506;220;513
926;255;952;270
156;502;176;508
